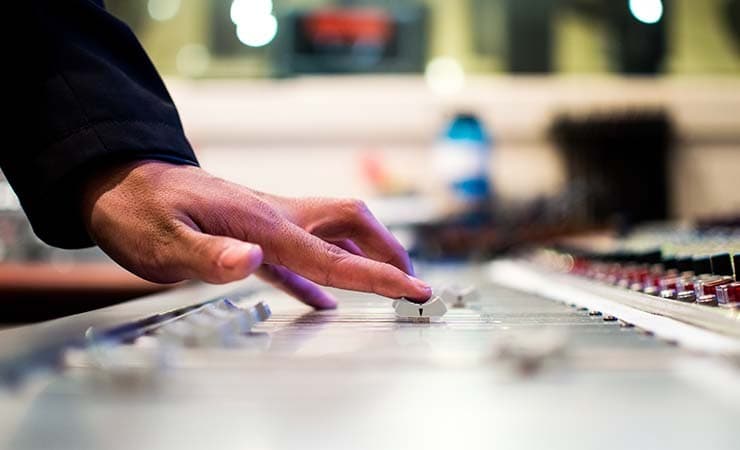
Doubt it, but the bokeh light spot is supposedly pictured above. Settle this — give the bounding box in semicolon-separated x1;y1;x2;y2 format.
628;0;663;24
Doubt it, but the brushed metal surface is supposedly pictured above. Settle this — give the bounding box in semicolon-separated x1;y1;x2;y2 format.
1;263;739;450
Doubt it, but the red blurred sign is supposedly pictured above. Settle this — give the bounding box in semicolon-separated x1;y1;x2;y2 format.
303;8;394;45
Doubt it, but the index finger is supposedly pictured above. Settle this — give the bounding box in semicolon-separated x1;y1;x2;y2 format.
303;199;415;275
264;222;431;301
342;203;415;275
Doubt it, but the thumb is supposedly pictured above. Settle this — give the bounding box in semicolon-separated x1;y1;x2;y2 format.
175;228;263;284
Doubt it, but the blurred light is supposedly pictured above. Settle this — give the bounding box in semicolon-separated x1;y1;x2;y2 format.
147;0;181;22
230;0;273;24
230;0;278;47
425;57;465;96
176;44;210;77
0;181;20;211
235;15;278;47
628;0;663;24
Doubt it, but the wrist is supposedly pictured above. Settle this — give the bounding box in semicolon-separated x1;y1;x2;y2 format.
80;158;193;232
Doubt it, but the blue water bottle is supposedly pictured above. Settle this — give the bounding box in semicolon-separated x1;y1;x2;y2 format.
432;113;493;211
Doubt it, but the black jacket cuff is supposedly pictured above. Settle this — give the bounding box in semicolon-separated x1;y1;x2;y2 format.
19;120;198;249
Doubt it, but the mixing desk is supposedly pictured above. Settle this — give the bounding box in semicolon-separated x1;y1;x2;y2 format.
2;257;740;450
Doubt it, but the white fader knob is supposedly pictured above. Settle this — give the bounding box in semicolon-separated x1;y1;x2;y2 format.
440;284;479;308
393;296;448;322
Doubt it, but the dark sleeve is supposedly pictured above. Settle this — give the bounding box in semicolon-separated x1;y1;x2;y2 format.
2;0;198;249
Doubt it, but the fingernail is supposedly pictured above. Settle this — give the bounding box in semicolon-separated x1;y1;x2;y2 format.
407;275;432;299
218;244;259;270
313;292;339;310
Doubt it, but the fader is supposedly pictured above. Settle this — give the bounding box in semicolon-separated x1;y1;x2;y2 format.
393;296;448;322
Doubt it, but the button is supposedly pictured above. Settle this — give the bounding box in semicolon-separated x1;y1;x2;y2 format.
643;286;659;296
676;290;696;303
717;282;740;306
202;304;252;338
215;298;241;311
253;302;272;322
211;299;271;334
697;294;718;307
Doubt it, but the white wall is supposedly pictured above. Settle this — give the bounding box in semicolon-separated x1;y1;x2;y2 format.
168;75;740;220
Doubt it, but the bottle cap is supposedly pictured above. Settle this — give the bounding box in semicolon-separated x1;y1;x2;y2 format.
445;113;490;143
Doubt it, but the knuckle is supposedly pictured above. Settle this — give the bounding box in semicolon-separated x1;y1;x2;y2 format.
340;198;370;218
263;219;295;266
320;244;350;286
324;242;348;260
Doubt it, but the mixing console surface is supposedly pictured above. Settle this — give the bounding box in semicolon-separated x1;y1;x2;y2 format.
2;263;740;450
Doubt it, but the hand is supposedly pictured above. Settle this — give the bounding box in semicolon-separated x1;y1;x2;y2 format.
82;160;432;309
